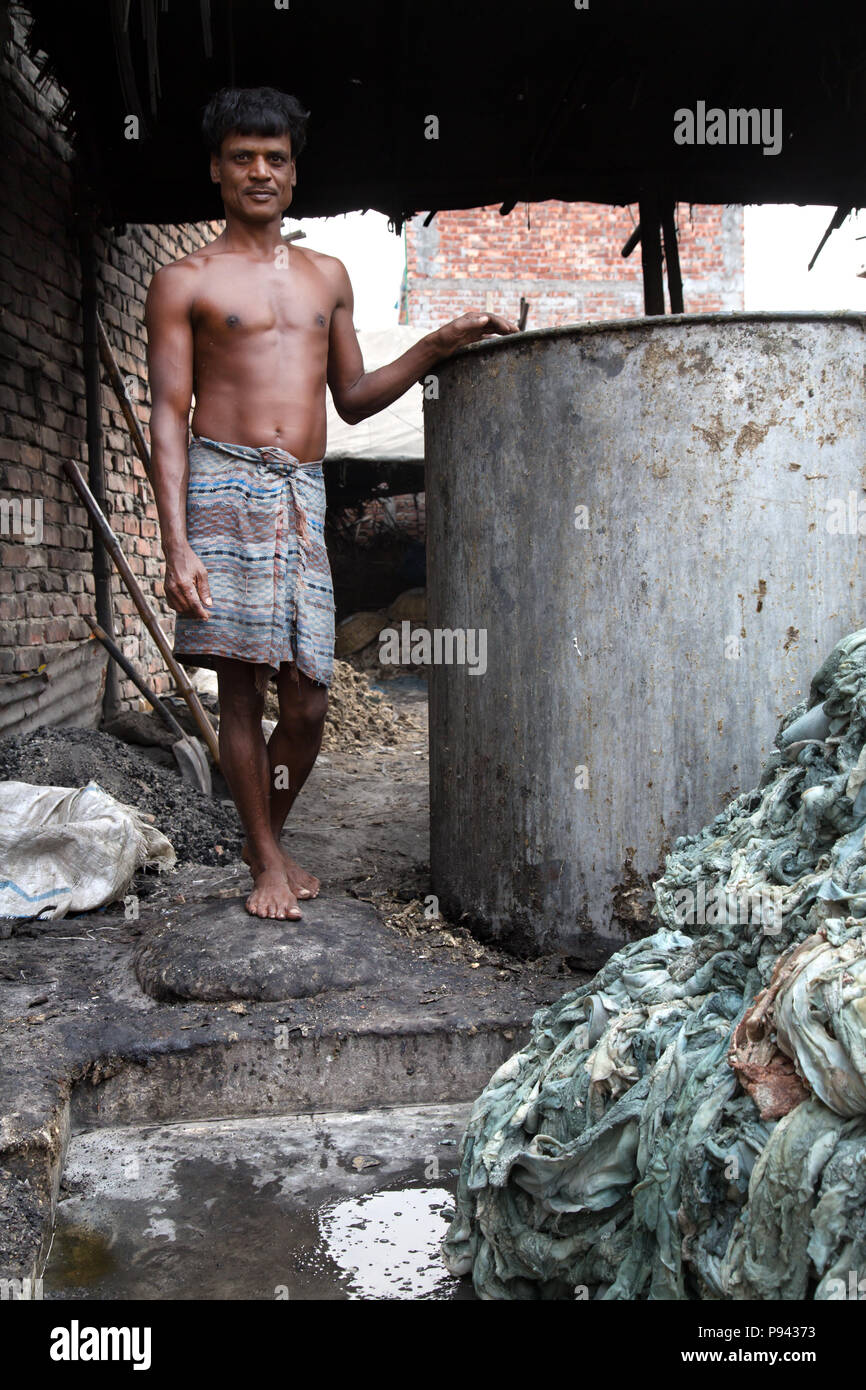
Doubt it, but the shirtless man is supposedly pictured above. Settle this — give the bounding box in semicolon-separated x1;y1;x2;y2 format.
146;86;517;921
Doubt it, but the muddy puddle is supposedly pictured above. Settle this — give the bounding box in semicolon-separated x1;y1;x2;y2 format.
43;1102;476;1300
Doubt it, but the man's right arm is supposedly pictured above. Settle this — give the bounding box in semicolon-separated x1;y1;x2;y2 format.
144;265;212;621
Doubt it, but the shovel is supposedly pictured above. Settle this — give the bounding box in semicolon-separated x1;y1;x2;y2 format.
86;619;213;796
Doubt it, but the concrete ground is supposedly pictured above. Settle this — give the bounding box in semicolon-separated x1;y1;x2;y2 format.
0;684;583;1296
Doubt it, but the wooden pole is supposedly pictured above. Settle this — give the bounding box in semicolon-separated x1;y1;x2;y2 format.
637;196;665;316
62;458;221;766
96;313;151;472
661;204;684;314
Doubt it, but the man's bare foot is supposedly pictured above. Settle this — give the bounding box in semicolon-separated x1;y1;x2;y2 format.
242;842;320;900
281;850;320;900
245;865;302;920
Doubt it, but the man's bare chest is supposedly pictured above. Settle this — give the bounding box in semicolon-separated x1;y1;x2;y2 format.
191;263;333;344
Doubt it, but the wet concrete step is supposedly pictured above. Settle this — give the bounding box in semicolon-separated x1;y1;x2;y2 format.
44;1103;475;1301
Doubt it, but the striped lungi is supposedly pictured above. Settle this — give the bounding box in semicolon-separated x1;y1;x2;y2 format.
172;434;335;689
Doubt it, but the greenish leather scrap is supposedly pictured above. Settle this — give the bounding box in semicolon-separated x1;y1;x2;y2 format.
443;629;866;1300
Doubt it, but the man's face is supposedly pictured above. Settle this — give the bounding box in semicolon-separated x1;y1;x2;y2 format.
210;130;296;221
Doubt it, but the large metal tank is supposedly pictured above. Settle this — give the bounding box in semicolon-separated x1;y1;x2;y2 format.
424;311;866;966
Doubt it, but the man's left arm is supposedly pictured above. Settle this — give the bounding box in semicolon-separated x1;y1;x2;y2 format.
326;259;518;425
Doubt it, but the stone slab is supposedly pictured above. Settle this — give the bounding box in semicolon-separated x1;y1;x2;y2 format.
134;893;388;1002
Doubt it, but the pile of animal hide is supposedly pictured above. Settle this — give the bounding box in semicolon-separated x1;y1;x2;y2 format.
442;629;866;1300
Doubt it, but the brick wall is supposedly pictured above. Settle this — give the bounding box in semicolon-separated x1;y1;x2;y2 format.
405;201;744;328
0;10;219;726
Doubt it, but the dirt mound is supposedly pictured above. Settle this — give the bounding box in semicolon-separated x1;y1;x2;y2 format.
0;727;242;866
266;659;425;751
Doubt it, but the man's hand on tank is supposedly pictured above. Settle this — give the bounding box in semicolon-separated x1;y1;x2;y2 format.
164;545;213;620
432;311;519;357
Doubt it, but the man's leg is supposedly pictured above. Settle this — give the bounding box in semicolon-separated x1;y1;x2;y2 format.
263;664;328;898
215;656;301;920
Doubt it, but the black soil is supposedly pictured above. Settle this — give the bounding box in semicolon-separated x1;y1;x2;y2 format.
0;727;241;865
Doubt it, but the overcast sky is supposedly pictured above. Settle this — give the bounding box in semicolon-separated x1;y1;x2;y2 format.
284;205;866;332
743;205;866;311
283;210;406;331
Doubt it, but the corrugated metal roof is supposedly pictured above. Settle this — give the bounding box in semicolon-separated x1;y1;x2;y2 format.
21;0;866;227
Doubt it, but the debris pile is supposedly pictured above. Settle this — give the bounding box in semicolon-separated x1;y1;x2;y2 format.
334;587;428;681
265;659;425;752
0;727;242;866
443;629;866;1300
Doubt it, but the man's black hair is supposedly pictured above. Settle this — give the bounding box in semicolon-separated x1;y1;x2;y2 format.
202;87;310;159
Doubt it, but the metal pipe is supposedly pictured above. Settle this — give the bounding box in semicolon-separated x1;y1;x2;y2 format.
85;617;186;741
621;223;642;259
637;196;665;315
661;204;684;314
62;458;221;765
77;220;121;719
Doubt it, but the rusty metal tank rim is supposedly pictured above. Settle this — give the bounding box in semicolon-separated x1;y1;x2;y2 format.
446;309;866;362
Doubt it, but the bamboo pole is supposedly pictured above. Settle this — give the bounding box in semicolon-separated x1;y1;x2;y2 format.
62;458;221;765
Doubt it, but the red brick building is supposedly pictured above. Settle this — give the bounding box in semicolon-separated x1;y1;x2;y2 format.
403;202;744;328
